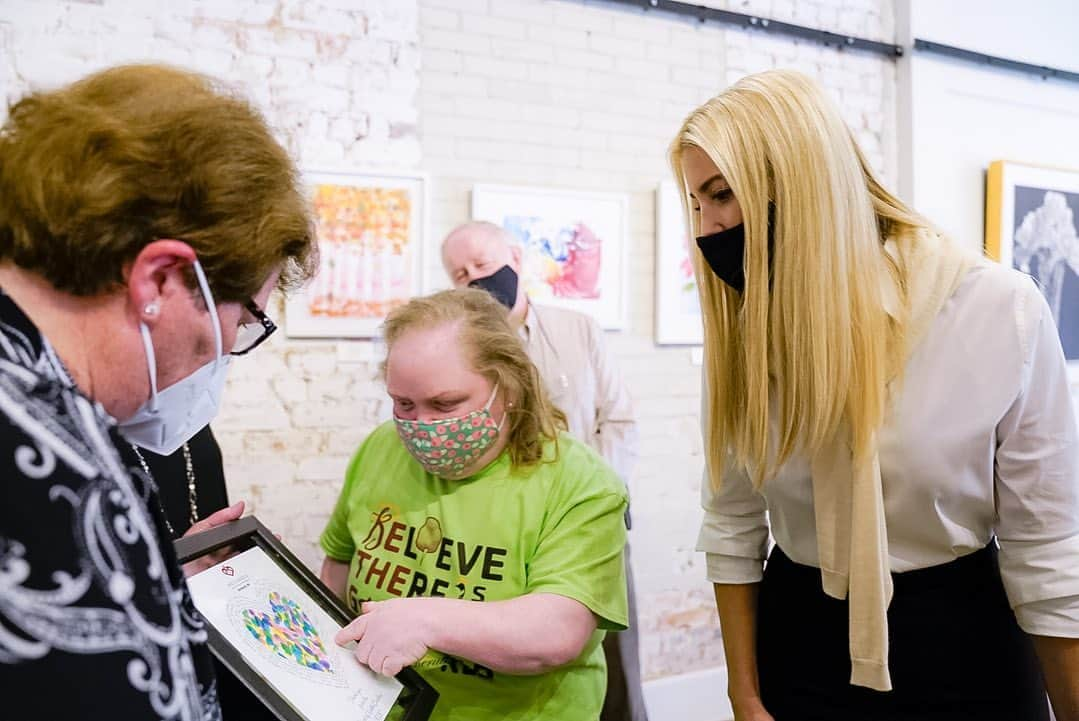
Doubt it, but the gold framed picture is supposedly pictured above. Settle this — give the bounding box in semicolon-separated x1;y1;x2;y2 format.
985;160;1079;373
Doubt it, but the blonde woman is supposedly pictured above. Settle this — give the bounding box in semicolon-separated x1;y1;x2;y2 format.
320;288;628;721
672;70;1079;721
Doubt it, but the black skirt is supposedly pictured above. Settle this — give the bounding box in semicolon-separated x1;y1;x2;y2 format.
756;542;1049;721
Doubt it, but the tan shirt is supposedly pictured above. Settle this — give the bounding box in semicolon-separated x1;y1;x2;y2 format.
521;301;638;487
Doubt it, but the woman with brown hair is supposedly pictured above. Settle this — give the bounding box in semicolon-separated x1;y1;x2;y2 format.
0;64;315;720
320;288;629;721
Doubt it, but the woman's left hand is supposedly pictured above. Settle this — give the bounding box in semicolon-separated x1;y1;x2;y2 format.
335;598;435;677
180;501;245;577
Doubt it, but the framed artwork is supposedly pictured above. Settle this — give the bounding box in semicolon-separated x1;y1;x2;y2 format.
471;184;628;329
286;170;427;338
176;517;438;721
655;180;703;345
986;161;1079;379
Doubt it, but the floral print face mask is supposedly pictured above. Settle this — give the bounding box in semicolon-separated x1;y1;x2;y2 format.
394;384;505;478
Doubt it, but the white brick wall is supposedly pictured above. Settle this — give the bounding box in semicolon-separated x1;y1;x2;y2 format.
0;0;421;568
1;0;897;684
418;0;896;680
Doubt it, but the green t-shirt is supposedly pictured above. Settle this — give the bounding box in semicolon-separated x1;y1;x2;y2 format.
320;421;628;721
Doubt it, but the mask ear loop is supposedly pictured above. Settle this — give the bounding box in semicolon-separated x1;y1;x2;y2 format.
190;260;224;367
138;322;159;413
485;382;509;432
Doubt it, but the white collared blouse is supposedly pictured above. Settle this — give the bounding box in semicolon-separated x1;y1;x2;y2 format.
697;262;1079;636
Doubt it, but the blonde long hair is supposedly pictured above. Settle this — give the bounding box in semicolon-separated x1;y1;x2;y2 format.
381;288;568;470
671;70;930;488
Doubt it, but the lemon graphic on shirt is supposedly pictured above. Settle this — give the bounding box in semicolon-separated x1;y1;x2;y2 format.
415;517;442;554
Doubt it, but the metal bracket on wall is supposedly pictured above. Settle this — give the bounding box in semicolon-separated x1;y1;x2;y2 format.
593;0;1079;85
597;0;904;57
913;39;1079;84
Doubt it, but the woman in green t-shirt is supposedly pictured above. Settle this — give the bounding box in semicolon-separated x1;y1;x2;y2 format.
320;288;629;721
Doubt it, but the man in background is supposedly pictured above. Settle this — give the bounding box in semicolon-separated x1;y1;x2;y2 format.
442;221;645;721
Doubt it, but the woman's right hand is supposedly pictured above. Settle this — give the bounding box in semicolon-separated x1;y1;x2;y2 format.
731;696;775;721
336;598;436;677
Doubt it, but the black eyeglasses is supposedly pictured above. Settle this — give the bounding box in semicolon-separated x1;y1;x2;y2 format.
231;299;277;356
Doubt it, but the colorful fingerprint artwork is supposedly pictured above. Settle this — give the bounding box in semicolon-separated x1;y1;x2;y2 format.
188;547;404;720
241;592;333;674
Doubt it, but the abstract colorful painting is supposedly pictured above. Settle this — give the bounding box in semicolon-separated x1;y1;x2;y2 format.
286;171;426;338
986;161;1079;382
655;180;703;345
472;184;628;329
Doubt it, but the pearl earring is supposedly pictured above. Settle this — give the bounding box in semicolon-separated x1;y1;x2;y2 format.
144;302;160;317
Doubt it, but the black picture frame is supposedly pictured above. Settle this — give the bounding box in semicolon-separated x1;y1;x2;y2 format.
175;516;438;721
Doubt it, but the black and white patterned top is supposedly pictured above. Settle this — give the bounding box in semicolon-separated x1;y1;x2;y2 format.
0;292;220;720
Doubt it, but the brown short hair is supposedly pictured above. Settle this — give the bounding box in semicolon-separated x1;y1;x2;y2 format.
381;288;568;471
0;64;316;302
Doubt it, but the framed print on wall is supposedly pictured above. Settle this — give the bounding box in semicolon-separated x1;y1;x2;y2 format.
986;161;1079;380
471;184;628;330
655;180;703;345
285;170;427;338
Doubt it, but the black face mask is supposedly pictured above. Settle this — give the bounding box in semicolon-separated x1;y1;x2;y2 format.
696;224;747;293
468;264;519;309
695;204;776;294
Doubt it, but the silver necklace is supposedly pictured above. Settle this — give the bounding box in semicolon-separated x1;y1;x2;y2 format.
130;442;198;536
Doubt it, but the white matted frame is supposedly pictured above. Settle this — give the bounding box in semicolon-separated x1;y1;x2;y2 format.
471;183;628;330
986;160;1079;382
175;517;438;721
655;180;703;345
286;170;428;339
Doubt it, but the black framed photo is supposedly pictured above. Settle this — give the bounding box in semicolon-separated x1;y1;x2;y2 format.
175;516;438;721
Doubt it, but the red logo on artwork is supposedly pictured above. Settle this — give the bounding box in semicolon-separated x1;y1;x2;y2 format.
221;566;235;576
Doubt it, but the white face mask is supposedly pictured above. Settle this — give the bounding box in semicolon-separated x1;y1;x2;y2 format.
118;260;232;455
